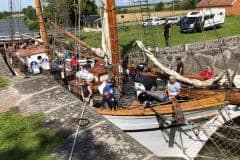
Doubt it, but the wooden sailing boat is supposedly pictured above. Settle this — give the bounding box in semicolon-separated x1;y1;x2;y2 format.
33;0;240;131
90;0;240;130
3;0;50;76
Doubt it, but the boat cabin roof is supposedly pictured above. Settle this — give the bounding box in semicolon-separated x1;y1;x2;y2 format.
15;46;48;58
89;66;108;76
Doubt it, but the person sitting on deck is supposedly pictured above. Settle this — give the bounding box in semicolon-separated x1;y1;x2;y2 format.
76;65;95;84
200;66;215;79
102;79;117;111
80;79;93;103
163;76;181;102
70;55;79;71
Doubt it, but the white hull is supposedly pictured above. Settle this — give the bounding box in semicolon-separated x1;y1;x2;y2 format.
104;107;219;131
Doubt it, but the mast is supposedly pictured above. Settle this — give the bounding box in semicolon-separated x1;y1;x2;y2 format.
9;0;15;47
34;0;48;47
105;0;120;76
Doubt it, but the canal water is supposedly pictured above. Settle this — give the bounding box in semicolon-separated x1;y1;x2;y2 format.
0;17;37;36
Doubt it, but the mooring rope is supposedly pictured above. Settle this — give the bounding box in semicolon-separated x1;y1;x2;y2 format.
68;101;87;160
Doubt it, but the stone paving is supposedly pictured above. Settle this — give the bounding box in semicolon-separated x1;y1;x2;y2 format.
0;65;162;160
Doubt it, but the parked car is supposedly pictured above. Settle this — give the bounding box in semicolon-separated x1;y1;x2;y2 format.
142;19;152;26
181;8;225;33
167;17;180;25
142;17;166;26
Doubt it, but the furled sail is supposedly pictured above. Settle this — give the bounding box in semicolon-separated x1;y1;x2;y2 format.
91;0;112;64
135;40;233;88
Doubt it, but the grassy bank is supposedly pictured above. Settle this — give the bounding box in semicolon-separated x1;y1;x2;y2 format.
0;108;67;160
0;77;9;88
80;16;240;52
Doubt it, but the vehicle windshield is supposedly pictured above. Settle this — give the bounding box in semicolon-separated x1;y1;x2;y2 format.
183;17;197;24
144;19;151;22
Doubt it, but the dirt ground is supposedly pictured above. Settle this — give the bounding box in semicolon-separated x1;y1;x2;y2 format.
116;10;189;23
0;85;26;113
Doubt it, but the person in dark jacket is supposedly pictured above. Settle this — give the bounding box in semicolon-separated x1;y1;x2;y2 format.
80;79;93;103
163;20;171;47
176;57;184;75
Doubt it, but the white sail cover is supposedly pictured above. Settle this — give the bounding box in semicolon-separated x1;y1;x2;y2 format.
101;0;112;64
91;0;112;64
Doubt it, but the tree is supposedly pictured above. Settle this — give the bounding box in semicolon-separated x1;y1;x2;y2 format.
0;11;10;19
22;6;37;20
183;0;198;10
43;0;98;27
155;2;164;11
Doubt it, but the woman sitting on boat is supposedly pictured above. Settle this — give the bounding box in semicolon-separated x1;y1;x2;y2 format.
163;76;181;102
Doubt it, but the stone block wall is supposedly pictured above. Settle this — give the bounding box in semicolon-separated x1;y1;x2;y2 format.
151;35;240;74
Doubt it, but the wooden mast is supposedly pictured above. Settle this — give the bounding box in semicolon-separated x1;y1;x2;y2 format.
106;0;120;76
34;0;49;47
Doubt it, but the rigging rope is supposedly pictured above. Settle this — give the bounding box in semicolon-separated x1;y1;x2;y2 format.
68;101;88;160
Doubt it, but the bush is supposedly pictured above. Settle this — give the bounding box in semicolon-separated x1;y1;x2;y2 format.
25;18;39;30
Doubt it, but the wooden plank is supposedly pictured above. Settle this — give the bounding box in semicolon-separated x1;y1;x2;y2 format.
172;98;185;125
95;94;226;116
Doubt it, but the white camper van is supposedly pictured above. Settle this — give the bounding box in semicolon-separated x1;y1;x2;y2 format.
181;8;225;33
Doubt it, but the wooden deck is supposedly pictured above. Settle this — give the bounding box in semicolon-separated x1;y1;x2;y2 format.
95;89;228;116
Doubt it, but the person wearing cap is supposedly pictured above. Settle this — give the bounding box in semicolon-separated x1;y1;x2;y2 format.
102;79;116;111
163;76;181;102
80;79;93;103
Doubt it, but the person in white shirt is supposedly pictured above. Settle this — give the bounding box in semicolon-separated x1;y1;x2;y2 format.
76;65;95;83
163;76;181;102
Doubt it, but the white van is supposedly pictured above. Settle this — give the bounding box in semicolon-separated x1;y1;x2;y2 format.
181;8;225;33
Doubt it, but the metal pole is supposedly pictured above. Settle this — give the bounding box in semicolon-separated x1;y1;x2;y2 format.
9;0;14;47
78;0;81;33
172;0;174;16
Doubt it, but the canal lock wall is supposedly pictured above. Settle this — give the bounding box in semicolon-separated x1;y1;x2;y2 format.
150;35;240;74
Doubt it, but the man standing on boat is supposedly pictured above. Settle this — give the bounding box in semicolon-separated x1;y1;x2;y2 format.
176;57;184;75
102;79;117;111
163;20;171;47
163;76;181;102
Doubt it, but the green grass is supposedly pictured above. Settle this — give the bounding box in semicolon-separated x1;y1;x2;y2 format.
0;108;67;160
0;77;9;88
80;16;240;53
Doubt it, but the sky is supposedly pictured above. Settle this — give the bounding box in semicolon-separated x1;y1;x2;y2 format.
0;0;171;11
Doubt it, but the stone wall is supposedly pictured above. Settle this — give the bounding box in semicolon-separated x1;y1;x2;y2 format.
151;35;240;74
0;53;12;78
